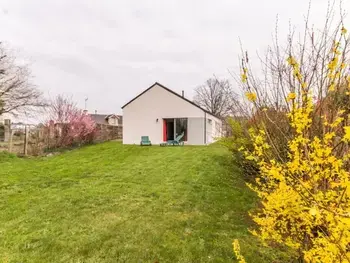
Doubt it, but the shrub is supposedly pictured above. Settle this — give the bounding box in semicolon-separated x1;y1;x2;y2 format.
219;118;259;181
235;6;350;262
44;95;97;150
220;118;249;153
247;107;291;161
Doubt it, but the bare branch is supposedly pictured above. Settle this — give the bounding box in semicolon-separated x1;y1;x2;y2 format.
193;77;238;118
0;43;46;117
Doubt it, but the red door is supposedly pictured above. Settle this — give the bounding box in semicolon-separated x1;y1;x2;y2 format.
163;119;167;141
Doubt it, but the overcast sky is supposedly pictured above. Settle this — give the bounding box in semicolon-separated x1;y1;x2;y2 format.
1;0;349;115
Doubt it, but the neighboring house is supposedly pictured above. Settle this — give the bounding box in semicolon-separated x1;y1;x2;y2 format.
122;82;222;145
89;114;123;126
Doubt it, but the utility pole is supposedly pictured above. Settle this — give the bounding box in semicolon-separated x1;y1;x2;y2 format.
85;97;88;110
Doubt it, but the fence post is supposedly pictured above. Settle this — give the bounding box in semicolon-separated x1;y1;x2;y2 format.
24;125;28;156
8;130;13;153
4;119;11;142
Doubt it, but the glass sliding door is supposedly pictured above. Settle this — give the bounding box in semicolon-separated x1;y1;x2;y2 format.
175;118;187;141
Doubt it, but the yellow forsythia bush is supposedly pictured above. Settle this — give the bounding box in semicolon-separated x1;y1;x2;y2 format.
235;23;350;262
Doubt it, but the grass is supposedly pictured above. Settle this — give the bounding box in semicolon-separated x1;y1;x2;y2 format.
0;142;289;262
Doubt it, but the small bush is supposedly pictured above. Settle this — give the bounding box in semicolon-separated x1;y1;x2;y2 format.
44;95;97;150
220;118;249;153
219;118;260;181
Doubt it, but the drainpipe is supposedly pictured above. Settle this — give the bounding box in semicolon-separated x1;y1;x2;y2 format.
204;112;207;145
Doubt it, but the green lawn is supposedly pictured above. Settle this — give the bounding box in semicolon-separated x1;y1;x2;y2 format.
0;142;288;262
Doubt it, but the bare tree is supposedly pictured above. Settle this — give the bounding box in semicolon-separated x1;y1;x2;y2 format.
0;42;45;116
193;78;236;117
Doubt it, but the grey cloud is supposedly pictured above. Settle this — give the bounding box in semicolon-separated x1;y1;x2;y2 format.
0;0;349;116
33;54;102;80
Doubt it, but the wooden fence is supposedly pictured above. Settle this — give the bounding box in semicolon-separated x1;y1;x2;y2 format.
0;123;123;156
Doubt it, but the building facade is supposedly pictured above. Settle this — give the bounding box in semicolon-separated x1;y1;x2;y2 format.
122;82;222;145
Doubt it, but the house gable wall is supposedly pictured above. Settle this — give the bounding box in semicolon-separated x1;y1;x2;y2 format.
107;116;118;126
206;113;222;143
123;84;205;145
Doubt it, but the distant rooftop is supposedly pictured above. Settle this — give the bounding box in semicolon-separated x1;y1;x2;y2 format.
89;113;123;125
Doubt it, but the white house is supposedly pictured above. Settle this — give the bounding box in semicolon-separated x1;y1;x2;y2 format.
122;82;222;145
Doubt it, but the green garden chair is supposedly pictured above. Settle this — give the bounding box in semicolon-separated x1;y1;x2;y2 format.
140;136;152;146
173;132;185;146
166;132;184;146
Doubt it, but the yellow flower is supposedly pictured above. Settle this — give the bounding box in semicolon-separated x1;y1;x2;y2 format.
301;82;307;89
341;27;348;35
324;132;335;142
287;56;297;66
343;126;350;142
287;92;296;101
293;70;302;81
329;83;335;91
328;73;335;79
245;92;257;102
309;207;318;216
328;57;339;71
245;154;255;161
241;68;248;83
241;74;247;83
335;71;341;79
233;239;246;263
330;116;343;128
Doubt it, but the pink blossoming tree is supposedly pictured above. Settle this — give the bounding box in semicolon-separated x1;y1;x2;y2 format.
45;95;97;148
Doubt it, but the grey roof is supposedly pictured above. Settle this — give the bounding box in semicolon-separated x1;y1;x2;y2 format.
90;114;122;125
89;114;107;124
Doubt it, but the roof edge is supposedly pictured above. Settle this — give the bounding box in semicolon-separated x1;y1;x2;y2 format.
121;82;158;109
121;82;219;118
